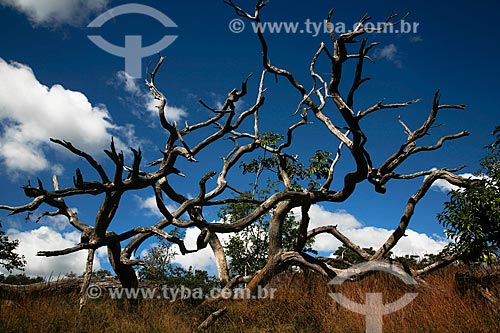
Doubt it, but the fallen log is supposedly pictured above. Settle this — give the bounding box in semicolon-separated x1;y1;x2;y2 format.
0;277;121;299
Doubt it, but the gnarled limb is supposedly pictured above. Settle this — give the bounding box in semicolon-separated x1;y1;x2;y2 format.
372;169;478;260
307;226;371;260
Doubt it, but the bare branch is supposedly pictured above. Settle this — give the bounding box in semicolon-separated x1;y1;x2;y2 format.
414;253;461;277
322;130;350;190
37;243;89;257
375;92;468;188
134;227;195;255
307;226;371;260
197;307;228;331
104;137;124;185
359;98;421;120
50;138;110;183
372;169;478;259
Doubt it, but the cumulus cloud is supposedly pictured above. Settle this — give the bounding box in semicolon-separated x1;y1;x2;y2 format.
0;0;109;26
138;204;448;277
0;58;121;175
3;226;103;278
116;71;186;123
293;204;447;257
167;206;447;275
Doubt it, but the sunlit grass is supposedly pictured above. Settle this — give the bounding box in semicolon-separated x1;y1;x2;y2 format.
1;265;498;332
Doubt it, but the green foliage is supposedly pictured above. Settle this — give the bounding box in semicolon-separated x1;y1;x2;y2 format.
332;246;447;270
138;236;177;282
393;253;451;270
482;126;500;180
307;150;334;180
138;236;219;291
240;155;278;175
0;221;25;273
219;190;270;276
438;126;500;263
240;131;336;191
161;265;220;292
0;273;43;285
259;131;284;148
221;189;316;277
93;269;113;279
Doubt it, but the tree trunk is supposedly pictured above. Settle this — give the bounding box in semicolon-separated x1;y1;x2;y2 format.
107;242;139;308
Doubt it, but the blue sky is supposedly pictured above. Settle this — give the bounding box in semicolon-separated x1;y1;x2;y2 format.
0;0;499;278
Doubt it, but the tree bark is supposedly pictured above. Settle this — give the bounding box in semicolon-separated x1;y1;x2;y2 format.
107;242;139;308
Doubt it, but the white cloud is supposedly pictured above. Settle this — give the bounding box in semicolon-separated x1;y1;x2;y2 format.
374;44;402;68
3;226;102;278
169;204;448;274
116;71;186;123
136;195;163;218
0;58;122;175
139;204;448;277
293;204;447;257
135;195;179;218
304;205;362;230
0;0;109;26
170;228;218;272
343;227;448;257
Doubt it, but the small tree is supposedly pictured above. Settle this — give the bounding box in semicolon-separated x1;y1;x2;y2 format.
0;222;25;273
222;193;316;276
139;237;177;282
439;127;500;263
139;237;219;291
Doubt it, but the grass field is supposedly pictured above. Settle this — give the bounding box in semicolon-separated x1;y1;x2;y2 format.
1;264;499;332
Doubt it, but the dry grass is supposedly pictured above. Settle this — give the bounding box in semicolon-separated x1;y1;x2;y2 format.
1;265;499;332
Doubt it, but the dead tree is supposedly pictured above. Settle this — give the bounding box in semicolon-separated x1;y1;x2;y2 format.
0;0;475;310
